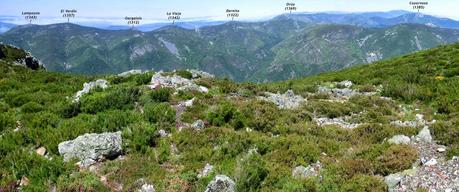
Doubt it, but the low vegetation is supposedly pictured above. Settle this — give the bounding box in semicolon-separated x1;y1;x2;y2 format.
0;43;458;191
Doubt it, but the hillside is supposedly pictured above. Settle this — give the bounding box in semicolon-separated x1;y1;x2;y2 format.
1;19;459;82
1;43;459;191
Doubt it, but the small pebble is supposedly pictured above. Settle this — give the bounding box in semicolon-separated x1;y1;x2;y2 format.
437;147;446;153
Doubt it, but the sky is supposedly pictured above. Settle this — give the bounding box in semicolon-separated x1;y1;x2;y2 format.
1;0;458;25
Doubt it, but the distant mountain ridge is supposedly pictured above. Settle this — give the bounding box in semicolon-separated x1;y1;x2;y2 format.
1;10;459;81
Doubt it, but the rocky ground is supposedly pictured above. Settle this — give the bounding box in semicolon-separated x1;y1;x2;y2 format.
54;78;459;191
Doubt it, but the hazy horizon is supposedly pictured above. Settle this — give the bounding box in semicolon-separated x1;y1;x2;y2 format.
1;0;458;25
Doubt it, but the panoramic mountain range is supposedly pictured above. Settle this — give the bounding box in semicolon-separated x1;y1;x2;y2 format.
1;11;459;81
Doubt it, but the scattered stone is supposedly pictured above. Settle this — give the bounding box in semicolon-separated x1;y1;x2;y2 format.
390;120;419;128
384;173;403;191
198;163;214;178
138;184;155;192
158;129;168;137
36;147;47;156
315;117;361;129
74;79;109;102
437;147;446;153
191;120;205;130
19;176;29;186
58;131;122;167
187;69;215;79
423;158;438;166
149;72;208;93
258;90;305;109
292;161;322;179
205;175;236;192
118;69;143;77
338;80;353;88
317;86;361;98
416;126;433;143
388;135;411;145
179;98;195;108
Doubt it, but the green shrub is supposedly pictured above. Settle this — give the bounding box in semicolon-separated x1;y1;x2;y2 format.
207;101;240;127
123;123;157;154
376;145;418;175
240;100;278;132
0;112;15;132
60;101;81;118
342;174;387;192
134;72;153;85
56;171;108;192
0;150;73;191
144;102;175;130
176;69;193;79
92;110;140;133
236;152;268;191
80;87;140;114
150;88;173;103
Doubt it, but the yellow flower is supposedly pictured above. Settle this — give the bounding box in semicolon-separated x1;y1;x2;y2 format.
435;76;445;81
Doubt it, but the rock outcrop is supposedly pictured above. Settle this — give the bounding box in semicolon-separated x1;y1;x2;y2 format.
187;69;215;79
118;69;143;77
58;132;122;167
315;116;361;129
74;79;109;102
258;90;305;109
292;161;322;179
149;72;208;93
205;175;236;192
0;44;44;70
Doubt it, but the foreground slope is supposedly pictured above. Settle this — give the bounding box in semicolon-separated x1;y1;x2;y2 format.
1;43;459;191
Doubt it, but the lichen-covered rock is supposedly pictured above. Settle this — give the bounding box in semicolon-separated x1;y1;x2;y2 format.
318;86;360;98
187;69;215;79
74;79;109;102
191;120;205;130
388;135;411;145
292;161;322;179
338;80;353;88
149;72;208;93
58;131;122;167
416;126;433;143
205;175;236;192
258;90;305;109
138;183;155;192
315;116;361;129
384;173;403;192
198;163;214;178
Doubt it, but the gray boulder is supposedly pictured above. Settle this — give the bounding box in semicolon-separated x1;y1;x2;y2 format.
58;131;122;167
205;175;236;192
388;135;411;145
